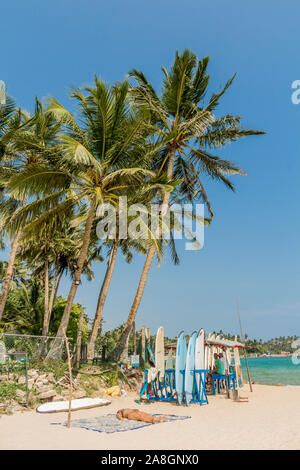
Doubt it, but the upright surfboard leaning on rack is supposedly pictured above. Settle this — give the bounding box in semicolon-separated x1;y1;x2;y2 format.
175;331;187;405
185;331;197;406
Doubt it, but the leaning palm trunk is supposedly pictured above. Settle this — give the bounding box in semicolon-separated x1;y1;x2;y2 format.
87;242;118;361
47;258;60;329
0;226;23;322
46;201;96;361
109;248;156;362
37;250;50;358
42;250;49;336
0;198;27;321
37;265;64;358
51;268;64;312
108;148;176;361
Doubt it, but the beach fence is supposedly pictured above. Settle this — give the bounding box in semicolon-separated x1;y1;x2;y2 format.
0;333;74;408
0;333;73;361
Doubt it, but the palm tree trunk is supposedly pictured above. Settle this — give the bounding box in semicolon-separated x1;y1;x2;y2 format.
42;249;49;336
52;268;64;306
108;147;176;362
46;257;60;332
46;200;96;361
108;248;155;361
87;242;118;360
0;227;23;322
0;198;27;322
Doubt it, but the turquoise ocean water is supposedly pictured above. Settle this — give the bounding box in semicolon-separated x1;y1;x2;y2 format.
240;357;300;386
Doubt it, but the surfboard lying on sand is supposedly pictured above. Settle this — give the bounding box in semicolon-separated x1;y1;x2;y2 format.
185;331;197;406
36;397;111;413
175;331;187;405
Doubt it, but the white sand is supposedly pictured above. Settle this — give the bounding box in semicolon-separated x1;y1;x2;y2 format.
0;384;299;450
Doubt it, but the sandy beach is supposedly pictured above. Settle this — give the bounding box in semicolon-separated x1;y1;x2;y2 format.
0;384;299;450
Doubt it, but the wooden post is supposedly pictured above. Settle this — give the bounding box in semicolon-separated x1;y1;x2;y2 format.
76;309;84;369
133;321;136;355
141;325;146;367
63;329;73;429
237;298;253;392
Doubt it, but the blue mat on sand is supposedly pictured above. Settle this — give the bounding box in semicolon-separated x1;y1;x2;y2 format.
52;414;191;434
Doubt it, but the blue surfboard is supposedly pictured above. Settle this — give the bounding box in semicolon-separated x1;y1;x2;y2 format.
175;331;187;405
185;331;197;406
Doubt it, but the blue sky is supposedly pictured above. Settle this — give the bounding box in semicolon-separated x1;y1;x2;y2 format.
1;0;299;339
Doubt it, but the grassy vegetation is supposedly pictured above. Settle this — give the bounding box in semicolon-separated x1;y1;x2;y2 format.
28;360;68;380
0;382;18;401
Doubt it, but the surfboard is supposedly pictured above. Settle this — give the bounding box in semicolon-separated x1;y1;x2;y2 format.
145;328;155;364
185;331;197;406
234;345;244;387
165;349;174;389
166;349;173;369
204;344;208;370
155;326;165;382
175;331;187;405
36;397;111;413
210;334;217;369
195;329;205;393
195;329;205;369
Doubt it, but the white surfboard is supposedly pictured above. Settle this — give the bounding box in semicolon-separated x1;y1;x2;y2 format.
195;329;205;393
195;329;205;370
210;334;216;369
155;326;165;381
185;331;197;405
206;333;212;370
204;344;208;370
36;397;111;413
175;331;187;405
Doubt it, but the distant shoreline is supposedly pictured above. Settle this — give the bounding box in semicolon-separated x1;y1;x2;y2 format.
244;354;298;359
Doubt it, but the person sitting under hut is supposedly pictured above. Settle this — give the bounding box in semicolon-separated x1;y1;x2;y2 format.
207;353;225;387
219;351;228;372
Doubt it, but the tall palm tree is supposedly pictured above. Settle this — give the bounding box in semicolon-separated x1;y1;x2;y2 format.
87;165;179;361
109;49;265;360
7;79;156;360
87;236;149;361
0;99;61;321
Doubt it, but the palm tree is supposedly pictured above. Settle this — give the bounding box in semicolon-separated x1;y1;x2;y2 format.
86;179;174;360
0;99;62;320
7;78;156;360
109;49;265;360
1;280;45;335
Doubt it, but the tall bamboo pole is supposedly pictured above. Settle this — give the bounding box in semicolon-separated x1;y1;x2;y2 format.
236;298;253;392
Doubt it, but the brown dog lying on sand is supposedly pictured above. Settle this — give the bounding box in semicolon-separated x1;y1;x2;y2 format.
116;409;166;424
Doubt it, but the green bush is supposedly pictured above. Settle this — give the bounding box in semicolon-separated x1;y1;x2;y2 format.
0;383;18;401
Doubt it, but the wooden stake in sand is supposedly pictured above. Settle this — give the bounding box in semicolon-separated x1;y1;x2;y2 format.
63;329;73;429
236;298;253;393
